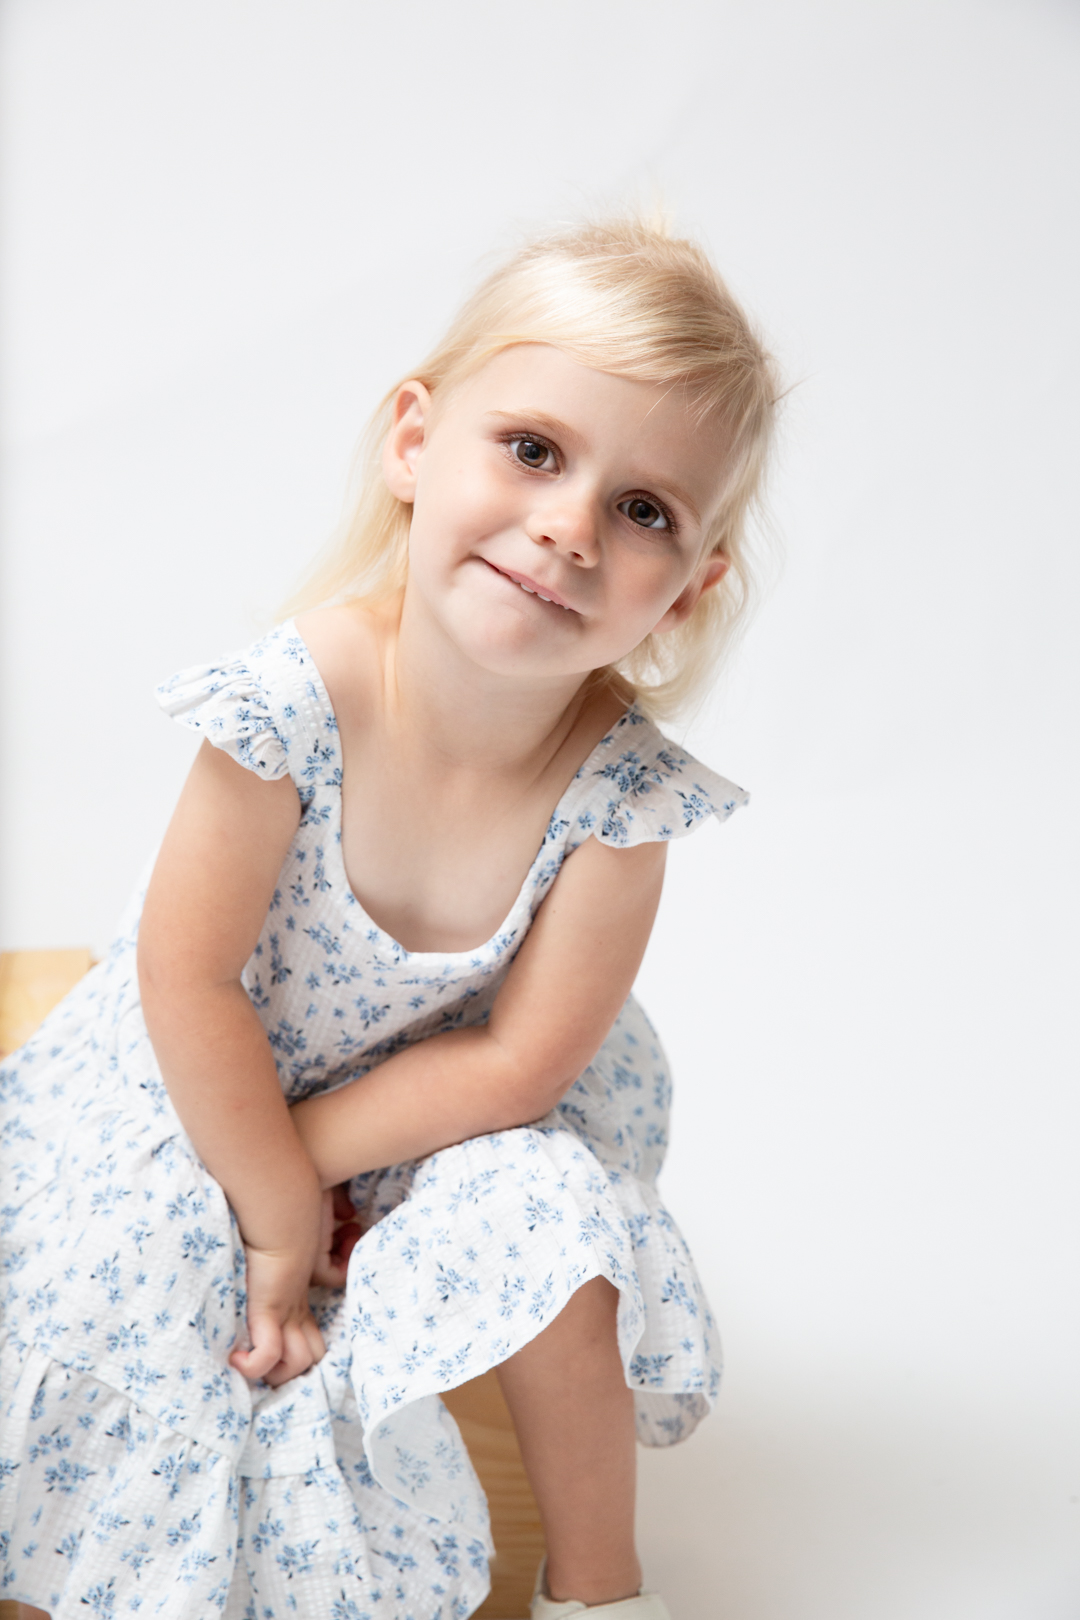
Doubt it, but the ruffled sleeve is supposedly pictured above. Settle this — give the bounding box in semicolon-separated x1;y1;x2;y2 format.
581;714;749;849
155;651;290;781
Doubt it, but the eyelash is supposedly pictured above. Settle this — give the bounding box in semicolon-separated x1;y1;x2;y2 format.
498;433;679;536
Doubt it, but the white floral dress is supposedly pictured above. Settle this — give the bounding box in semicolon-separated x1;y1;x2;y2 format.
0;621;747;1620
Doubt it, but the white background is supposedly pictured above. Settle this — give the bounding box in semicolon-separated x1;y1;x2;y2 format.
2;2;1078;1616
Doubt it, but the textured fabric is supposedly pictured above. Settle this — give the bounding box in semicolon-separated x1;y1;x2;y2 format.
0;620;746;1618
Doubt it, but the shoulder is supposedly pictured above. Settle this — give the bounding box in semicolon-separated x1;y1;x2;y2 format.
294;598;390;737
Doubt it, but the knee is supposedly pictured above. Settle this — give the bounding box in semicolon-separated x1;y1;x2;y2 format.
565;1274;619;1327
497;1275;624;1392
538;1275;621;1363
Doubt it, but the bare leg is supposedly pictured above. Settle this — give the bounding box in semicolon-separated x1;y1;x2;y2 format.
18;1606;51;1620
495;1276;641;1606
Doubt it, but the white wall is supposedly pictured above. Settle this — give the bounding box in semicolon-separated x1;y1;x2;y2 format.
2;2;1077;1615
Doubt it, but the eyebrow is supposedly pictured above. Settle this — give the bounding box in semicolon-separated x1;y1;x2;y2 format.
484;409;703;525
486;409;584;448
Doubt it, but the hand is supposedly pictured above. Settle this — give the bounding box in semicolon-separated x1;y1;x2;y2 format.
310;1184;361;1288
229;1242;327;1387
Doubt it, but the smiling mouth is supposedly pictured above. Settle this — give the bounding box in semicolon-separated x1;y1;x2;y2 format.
484;561;575;612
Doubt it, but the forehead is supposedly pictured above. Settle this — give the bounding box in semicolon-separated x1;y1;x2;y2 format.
447;344;729;510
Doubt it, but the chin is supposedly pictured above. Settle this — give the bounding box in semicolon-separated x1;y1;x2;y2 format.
452;615;584;680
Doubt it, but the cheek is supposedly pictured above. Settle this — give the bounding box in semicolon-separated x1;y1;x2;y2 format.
414;446;513;542
612;544;694;617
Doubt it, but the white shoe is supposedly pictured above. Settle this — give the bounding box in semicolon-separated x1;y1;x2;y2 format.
530;1561;672;1619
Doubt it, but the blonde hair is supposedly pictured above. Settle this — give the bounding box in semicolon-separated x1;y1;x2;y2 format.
285;217;780;716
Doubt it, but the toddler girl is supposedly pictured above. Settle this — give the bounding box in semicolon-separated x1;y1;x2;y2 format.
0;218;777;1619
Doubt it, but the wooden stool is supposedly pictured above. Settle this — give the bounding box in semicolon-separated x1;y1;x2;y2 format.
0;950;544;1620
441;1373;545;1618
0;949;94;1057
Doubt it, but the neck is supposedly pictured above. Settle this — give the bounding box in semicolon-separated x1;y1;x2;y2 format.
385;583;598;777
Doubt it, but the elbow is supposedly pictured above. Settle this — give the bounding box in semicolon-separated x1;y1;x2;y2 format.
486;1041;583;1129
136;930;167;1008
136;930;238;1026
136;928;190;1010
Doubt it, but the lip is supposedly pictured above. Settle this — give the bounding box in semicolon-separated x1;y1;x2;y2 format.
483;560;576;613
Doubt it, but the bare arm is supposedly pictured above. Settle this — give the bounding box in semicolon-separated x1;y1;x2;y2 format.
138;740;337;1384
290;835;667;1187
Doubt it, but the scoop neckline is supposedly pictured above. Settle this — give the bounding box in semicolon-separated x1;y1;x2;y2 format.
282;618;643;966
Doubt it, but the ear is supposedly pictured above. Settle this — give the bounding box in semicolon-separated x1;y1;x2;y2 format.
381;381;433;502
652;551;730;635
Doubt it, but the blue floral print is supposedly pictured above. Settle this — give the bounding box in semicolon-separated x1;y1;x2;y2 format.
0;621;746;1618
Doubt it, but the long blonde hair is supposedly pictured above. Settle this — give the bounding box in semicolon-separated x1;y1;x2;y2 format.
285;217;780;716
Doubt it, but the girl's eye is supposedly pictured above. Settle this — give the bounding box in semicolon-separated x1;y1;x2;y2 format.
618;496;670;531
510;437;556;471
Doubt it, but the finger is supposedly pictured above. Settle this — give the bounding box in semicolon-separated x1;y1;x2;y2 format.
302;1315;327;1365
309;1251;348;1289
264;1338;306;1386
310;1217;360;1288
265;1318;323;1386
229;1312;283;1383
264;1356;296;1387
319;1189;335;1250
230;1340;282;1383
332;1183;356;1223
332;1221;361;1270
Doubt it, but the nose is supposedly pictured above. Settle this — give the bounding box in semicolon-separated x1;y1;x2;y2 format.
524;486;601;565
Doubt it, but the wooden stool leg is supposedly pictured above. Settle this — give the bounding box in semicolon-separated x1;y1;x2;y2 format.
442;1370;546;1619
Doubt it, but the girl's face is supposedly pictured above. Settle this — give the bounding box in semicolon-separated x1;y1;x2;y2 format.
385;344;731;684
